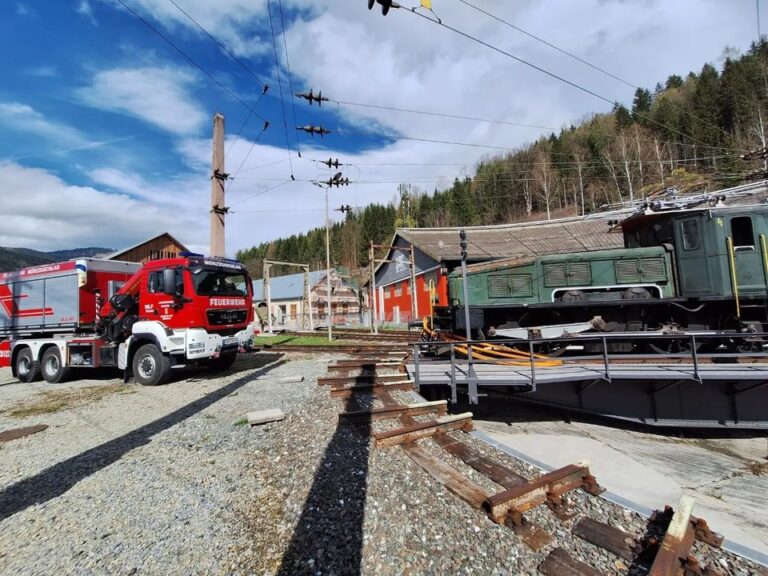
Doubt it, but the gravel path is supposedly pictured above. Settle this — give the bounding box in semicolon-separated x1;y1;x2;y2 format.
2;353;765;575
0;353;330;575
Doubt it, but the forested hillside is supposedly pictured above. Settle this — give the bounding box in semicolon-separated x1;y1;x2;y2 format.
0;247;114;273
237;42;768;279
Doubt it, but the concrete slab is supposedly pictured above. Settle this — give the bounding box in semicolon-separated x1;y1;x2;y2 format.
246;409;285;426
473;407;768;555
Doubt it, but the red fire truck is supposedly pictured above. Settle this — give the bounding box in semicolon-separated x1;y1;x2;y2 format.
0;254;255;386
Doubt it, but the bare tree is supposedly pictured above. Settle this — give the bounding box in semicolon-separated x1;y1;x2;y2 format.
601;147;624;204
616;131;635;203
653;137;666;188
532;147;558;220
569;141;589;215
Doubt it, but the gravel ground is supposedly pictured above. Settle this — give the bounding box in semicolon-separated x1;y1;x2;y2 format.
235;362;766;576
0;352;330;575
1;353;765;575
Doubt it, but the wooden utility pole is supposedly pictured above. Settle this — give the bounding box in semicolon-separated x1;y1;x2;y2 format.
210;113;227;257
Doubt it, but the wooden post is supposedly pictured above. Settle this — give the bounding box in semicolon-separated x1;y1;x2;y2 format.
409;246;418;321
210;113;226;257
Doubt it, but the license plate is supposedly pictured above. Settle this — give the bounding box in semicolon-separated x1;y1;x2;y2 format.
223;338;238;347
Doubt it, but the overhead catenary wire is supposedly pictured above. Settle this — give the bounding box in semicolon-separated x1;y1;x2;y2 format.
114;0;268;122
403;7;731;154
228;121;271;188
328;99;558;131
165;0;269;90
267;0;295;179
226;85;269;157
277;0;302;158
230;179;294;207
455;0;736;145
455;0;634;89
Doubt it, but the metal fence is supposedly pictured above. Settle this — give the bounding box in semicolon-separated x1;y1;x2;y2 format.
412;331;768;405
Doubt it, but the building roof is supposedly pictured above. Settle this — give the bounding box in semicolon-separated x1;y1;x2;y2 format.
395;216;622;263
253;270;326;301
105;232;188;260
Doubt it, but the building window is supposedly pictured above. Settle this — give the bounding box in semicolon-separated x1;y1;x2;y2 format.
394;284;402;297
383;289;390;300
290;304;297;319
731;217;754;248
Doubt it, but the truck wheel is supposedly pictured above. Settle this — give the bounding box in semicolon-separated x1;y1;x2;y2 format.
132;344;171;386
41;347;71;384
15;348;41;383
208;351;237;372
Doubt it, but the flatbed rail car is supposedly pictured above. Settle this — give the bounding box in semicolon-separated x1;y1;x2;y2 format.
0;255;256;385
436;204;768;350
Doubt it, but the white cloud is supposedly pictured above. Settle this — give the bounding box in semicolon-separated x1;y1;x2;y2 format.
114;0;271;57
0;163;200;252
4;0;763;258
0;102;86;146
77;0;98;26
77;66;207;135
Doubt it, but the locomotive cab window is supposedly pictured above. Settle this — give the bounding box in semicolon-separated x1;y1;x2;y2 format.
681;219;700;250
731;217;755;250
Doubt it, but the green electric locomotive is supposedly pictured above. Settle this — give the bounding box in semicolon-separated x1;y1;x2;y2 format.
437;204;768;350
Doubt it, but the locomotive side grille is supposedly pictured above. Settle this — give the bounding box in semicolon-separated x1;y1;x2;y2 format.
510;274;533;296
639;258;666;281
616;259;639;283
567;263;591;285
544;263;567;286
488;275;511;297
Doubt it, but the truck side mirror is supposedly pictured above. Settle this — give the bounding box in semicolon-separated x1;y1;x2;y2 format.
162;269;178;296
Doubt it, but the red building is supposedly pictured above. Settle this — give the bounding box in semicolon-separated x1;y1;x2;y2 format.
371;217;622;325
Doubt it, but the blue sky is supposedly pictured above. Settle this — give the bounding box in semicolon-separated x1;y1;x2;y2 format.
0;1;764;256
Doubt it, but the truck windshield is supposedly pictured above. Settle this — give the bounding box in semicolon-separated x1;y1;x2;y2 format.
192;269;249;296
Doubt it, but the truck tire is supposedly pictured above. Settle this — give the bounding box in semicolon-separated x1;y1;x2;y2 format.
208;351;237;372
15;348;41;383
132;343;171;386
41;347;71;384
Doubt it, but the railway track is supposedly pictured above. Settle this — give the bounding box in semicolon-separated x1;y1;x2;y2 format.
315;347;768;576
279;329;420;343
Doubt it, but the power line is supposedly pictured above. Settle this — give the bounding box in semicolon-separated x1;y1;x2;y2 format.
453;0;736;146
267;0;295;178
114;0;267;122
278;0;302;157
404;7;728;153
229;121;271;187
329;99;558;131
230;179;294;207
226;85;269;157
235;157;292;174
456;0;634;89
165;0;269;89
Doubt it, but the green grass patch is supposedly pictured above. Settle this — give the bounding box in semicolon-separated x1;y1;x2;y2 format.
233;417;249;426
4;385;136;418
253;335;356;347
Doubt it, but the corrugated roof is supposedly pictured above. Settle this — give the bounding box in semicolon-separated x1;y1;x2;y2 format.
396;216;622;263
253;270;326;301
